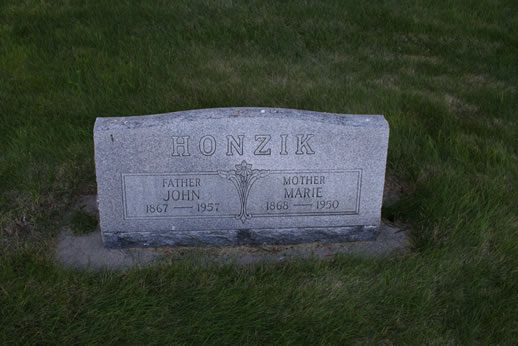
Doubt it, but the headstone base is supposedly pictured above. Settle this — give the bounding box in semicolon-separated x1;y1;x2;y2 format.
102;226;379;249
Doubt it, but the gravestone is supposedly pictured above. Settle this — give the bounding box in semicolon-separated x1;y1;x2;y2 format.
94;108;389;248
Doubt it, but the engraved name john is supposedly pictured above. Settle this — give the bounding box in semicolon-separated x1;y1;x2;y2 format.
170;134;315;156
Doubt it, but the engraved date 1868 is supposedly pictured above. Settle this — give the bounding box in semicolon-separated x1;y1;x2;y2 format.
266;201;289;210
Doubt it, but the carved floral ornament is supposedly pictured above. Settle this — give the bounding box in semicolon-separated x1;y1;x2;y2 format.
218;160;270;223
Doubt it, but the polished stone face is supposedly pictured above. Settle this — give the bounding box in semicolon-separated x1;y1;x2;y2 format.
94;108;389;248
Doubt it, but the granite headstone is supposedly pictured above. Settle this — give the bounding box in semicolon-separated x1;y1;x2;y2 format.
94;108;389;248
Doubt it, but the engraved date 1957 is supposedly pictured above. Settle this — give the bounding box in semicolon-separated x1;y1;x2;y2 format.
197;202;220;212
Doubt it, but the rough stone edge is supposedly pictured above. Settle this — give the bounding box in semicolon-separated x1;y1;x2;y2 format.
102;226;379;249
94;107;388;132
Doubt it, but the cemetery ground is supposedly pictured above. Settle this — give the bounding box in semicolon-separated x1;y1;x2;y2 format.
0;0;517;343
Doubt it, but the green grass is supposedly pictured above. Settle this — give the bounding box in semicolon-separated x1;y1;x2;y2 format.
69;211;97;235
1;0;517;343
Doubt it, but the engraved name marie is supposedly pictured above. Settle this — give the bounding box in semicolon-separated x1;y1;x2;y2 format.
171;134;315;157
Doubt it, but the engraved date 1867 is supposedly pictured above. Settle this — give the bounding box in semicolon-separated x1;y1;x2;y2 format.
146;204;168;214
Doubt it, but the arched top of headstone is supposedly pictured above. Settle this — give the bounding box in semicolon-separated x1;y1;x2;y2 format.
95;107;388;131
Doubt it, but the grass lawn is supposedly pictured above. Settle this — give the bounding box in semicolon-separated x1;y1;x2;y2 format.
1;0;517;343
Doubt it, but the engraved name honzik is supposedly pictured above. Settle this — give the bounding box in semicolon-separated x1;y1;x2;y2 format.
171;134;315;157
